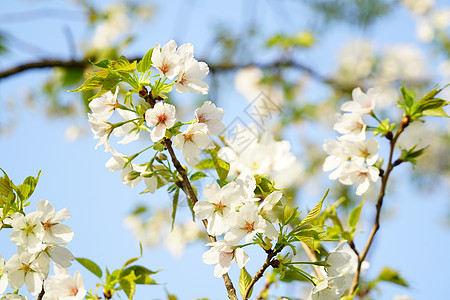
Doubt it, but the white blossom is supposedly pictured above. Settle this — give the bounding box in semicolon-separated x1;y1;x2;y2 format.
6;252;49;296
0;254;7;294
145;102;176;142
202;240;249;278
88;87;118;120
151;40;181;79
37;200;73;245
41;245;75;269
87;113;112;150
341;88;377;115
333;113;367;142
348;139;379;166
7;212;44;253
174;56;209;95
113;109;140;145
43;264;86;300
224;202;268;245
193;182;243;236
195;101;225;135
338;164;379;195
172;123;214;166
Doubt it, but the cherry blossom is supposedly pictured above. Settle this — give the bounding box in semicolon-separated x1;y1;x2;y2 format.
195;101;225;135
43;264;86;300
151;40;181;79
36;200;74;245
341;87;377;115
88;87;118;120
0;254;7;294
193;182;243;236
7;212;44;253
333;113;367;141
202;240;249;278
5;252;49;296
173;123;214;166
145;102;176;142
174;56;209;95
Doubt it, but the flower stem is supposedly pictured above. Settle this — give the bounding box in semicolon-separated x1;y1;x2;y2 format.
162;137;238;300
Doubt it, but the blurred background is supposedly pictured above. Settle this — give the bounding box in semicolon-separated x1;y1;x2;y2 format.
1;0;450;299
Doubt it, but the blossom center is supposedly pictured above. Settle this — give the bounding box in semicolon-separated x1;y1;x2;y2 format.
42;221;54;231
213;201;226;214
160;63;170;75
157;113;168;125
184;132;194;142
197;114;207;123
70;287;79;296
178;73;188;85
242;221;255;233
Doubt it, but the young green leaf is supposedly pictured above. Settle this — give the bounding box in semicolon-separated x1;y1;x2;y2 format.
239;267;253;299
190;171;207;181
377;267;408;287
171;188;180;229
75;257;103;278
137;48;154;74
68;76;105;93
300;189;329;225
348;199;364;230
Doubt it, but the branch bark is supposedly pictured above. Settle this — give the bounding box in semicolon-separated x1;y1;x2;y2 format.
162;137;238;300
348;117;409;295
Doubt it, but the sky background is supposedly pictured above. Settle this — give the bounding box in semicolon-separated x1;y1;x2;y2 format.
1;1;449;299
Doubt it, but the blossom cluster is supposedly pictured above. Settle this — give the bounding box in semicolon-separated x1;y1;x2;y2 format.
194;173;283;277
0;200;84;299
323;88;380;195
309;242;367;300
218;123;303;188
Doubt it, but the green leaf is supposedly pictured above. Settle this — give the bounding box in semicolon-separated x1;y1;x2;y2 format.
121;265;158;285
282;205;299;226
301;189;329;225
90;73;120;100
207;150;230;181
373;119;396;137
195;159;215;170
91;59;111;69
171;188;180;229
239;267;253;299
399;144;429;165
137;48;154;73
68;76;105;93
119;276;136;299
378;267;408;287
190;171;207;181
348;199;364;230
75;257;103;278
0;171;13;197
422;106;449;118
401;82;415;111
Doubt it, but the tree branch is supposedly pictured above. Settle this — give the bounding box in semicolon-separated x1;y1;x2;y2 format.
0;56;337;88
162;137;238;300
243;248;282;300
348;116;409;295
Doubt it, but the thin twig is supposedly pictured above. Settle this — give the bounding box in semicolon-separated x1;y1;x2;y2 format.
256;277;273;300
348;116;409;295
162;137;238;300
300;241;324;280
243;248;282;300
37;282;45;300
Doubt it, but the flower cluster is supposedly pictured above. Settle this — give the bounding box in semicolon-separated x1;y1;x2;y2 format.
323;88;380;195
218;123;303;188
309;242;368;300
194;173;283;277
1;200;75;297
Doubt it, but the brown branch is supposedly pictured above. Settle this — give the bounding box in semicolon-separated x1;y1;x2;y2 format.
0;56;337;88
243;248;282;300
37;282;45;300
0;59;88;79
162;137;238;300
348;117;409;295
